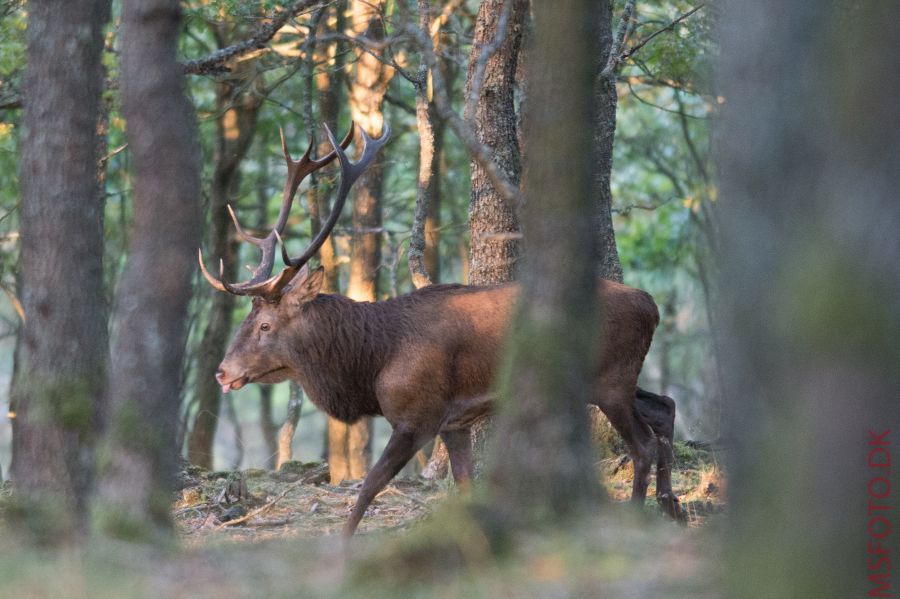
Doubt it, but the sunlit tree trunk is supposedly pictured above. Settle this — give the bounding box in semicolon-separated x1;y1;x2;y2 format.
11;0;110;541
97;0;200;540
188;58;262;469
328;0;395;483
717;2;900;596
488;0;602;526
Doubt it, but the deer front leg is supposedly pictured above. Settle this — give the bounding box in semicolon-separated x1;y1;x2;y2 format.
343;426;429;537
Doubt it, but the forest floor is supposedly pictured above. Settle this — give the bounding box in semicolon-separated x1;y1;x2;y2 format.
0;442;726;598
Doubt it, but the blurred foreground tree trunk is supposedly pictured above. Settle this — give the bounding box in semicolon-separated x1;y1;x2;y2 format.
487;0;602;525
427;0;528;480
98;0;201;540
718;2;900;597
10;0;110;541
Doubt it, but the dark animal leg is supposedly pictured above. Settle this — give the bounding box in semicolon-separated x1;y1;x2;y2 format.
441;428;474;490
635;388;685;522
343;426;428;537
595;386;655;507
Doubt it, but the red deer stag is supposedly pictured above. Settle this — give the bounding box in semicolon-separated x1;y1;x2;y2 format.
199;123;682;537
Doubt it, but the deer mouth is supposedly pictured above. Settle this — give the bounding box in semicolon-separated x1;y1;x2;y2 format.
220;367;288;394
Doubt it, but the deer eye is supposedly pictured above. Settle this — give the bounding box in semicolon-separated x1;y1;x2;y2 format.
260;323;271;332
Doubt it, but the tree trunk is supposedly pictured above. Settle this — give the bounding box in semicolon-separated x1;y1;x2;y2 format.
97;0;201;540
488;0;602;527
447;0;528;479
258;386;278;470
187;61;262;469
11;0;110;541
465;0;528;286
276;383;304;469
594;2;624;283
717;2;900;597
328;0;395;483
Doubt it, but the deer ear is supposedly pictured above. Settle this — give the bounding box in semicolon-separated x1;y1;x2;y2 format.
285;265;324;305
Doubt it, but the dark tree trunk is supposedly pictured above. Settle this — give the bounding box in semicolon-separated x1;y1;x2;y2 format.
12;0;110;541
594;3;624;283
717;2;900;596
258;386;278;470
488;0;602;526
97;0;201;539
465;0;528;286
187;63;262;469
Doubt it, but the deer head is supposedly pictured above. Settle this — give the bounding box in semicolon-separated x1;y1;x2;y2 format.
199;123;390;393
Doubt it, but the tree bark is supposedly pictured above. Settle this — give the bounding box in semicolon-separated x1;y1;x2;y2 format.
11;0;110;541
97;0;201;540
187;60;262;469
258;386;278;470
488;0;602;526
594;2;624;283
465;0;528;286
718;2;900;597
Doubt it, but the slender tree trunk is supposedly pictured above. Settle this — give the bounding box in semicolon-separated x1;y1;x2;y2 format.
594;3;624;283
187;62;262;469
258;386;278;469
12;0;110;541
277;382;303;469
718;2;900;596
488;0;602;527
328;0;395;482
97;0;201;540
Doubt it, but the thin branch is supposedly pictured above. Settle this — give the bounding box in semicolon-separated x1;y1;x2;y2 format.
402;17;522;209
182;0;329;75
618;4;705;65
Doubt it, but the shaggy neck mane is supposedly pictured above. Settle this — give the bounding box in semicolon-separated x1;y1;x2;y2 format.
285;285;471;422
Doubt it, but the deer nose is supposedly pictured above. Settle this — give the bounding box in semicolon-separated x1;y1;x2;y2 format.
215;368;225;381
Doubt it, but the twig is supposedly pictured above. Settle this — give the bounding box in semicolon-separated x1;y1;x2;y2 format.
618;4;706;65
217;482;300;528
377;485;429;508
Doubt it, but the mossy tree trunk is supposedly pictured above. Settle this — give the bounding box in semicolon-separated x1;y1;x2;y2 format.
11;0;111;542
487;0;603;526
717;2;900;596
97;0;201;541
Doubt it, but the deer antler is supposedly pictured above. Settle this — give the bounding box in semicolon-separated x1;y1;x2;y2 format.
198;126;353;297
280;123;392;271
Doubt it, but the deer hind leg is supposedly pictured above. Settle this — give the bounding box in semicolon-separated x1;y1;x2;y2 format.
635;388;685;523
440;427;474;491
343;426;430;537
594;385;655;507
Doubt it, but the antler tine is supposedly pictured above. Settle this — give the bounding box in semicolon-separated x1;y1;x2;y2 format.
199;124;353;297
284;122;392;269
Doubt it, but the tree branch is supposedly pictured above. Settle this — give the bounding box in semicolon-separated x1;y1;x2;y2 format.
182;0;328;75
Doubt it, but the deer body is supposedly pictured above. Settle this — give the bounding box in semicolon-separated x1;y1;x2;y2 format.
201;122;682;537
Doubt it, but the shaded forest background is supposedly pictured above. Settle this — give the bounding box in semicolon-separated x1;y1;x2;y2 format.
0;0;718;474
